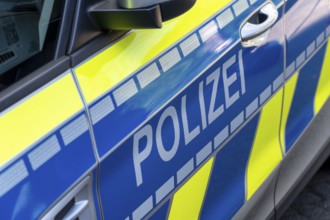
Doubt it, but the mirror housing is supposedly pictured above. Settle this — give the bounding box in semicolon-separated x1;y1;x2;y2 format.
89;0;196;30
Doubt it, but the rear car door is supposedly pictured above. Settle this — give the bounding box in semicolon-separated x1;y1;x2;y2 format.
275;0;330;214
282;0;330;153
0;1;99;219
73;0;286;219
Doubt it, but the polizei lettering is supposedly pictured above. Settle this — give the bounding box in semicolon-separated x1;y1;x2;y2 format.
133;50;246;187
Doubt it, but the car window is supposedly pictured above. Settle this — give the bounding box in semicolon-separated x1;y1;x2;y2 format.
0;0;63;92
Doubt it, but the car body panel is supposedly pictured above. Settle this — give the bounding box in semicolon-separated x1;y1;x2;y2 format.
275;99;330;219
72;0;286;219
314;42;330;114
74;0;232;105
283;0;330;152
0;0;329;219
276;0;330;216
0;72;97;219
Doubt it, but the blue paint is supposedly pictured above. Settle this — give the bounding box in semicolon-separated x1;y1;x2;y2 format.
92;169;103;220
0;113;97;220
91;0;277;157
98;5;285;219
284;0;330;152
285;44;327;152
149;200;171;220
200;114;260;220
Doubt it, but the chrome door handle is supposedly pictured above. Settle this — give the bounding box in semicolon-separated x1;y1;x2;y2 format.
241;2;278;47
63;200;89;220
40;176;97;220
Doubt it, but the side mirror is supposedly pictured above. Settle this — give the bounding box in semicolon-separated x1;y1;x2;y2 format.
89;0;196;30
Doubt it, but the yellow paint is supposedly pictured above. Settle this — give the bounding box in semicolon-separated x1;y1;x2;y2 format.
0;74;83;167
247;90;284;200
168;158;214;220
75;0;231;103
280;73;299;153
314;42;330;114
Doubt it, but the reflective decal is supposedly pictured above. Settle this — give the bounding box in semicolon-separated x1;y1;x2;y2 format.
168;157;214;220
246;88;283;200
314;42;330;114
0;73;83;167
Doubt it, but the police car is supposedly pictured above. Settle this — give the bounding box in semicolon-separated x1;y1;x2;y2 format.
0;0;329;219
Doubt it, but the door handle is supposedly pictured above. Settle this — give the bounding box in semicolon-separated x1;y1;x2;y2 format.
40;176;97;220
63;200;89;220
241;2;278;47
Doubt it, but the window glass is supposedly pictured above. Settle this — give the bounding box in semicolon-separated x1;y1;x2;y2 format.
0;0;62;91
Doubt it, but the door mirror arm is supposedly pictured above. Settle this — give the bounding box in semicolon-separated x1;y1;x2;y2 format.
89;0;196;30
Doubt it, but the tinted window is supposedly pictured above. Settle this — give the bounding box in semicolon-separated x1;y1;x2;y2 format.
0;0;63;91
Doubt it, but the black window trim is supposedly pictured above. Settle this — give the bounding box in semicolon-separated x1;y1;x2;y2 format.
67;0;129;63
0;0;129;112
0;57;70;112
55;0;78;59
70;30;126;67
0;0;76;112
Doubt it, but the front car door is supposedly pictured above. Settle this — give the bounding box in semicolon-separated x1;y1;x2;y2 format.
73;0;286;219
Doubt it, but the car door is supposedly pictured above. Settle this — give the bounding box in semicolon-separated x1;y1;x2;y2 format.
281;0;330;153
73;0;286;219
0;1;99;219
274;0;330;215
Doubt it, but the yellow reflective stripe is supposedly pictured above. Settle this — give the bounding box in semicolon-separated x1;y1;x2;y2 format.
280;73;299;153
314;42;330;114
0;74;83;167
246;90;283;200
75;0;231;104
168;157;214;220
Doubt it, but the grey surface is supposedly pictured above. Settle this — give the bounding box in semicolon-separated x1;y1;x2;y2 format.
281;161;330;220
